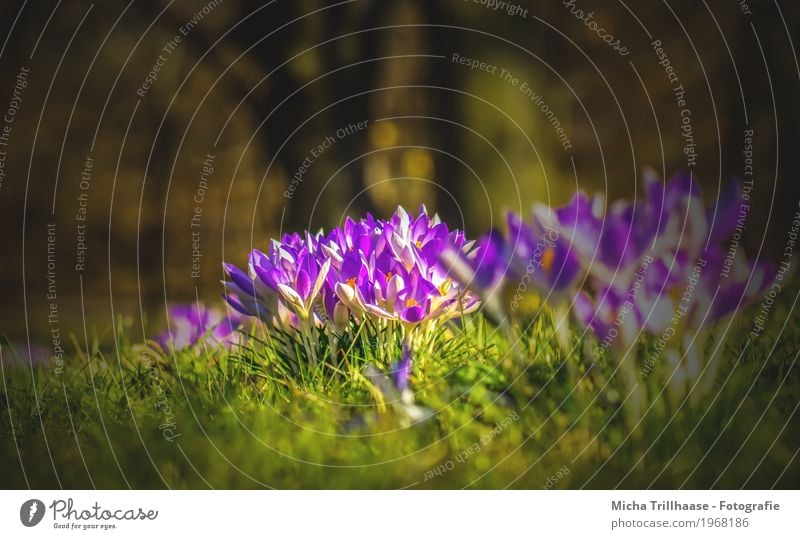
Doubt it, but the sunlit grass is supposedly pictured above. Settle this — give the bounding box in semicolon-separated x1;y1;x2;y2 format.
2;292;798;489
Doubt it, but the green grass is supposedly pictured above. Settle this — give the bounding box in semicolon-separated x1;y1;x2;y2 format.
2;291;799;489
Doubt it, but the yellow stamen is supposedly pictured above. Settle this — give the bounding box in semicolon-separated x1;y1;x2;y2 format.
438;279;451;296
542;247;556;273
346;277;356;288
406;298;418;307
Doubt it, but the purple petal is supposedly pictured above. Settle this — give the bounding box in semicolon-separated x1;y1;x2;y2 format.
295;269;311;300
707;181;743;244
224;263;258;297
393;343;412;392
400;304;426;323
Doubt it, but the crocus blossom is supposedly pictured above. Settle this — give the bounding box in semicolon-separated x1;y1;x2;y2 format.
506;204;583;298
156;303;242;351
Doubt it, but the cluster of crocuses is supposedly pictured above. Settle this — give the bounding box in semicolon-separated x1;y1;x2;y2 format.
157;172;777;409
155;207;477;360
221;206;477;345
446;171;775;403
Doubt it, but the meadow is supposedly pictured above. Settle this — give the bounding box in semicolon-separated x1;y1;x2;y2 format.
2;292;798;489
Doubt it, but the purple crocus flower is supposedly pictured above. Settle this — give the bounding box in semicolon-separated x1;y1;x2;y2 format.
633;173;774;331
567;172;775;348
707;253;775;323
648;171;711;259
634;244;775;335
224;233;330;326
553;192;653;287
326;205;478;326
440;230;506;290
223;205;478;331
156;303;242;351
573;285;643;351
1;343;51;367
506;203;583;297
383;206;451;270
438;230;507;322
439;204;585;324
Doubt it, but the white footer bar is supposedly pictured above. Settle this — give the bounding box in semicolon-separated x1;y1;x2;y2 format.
1;490;797;537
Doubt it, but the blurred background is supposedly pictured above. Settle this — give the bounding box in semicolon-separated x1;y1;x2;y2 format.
1;0;798;344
